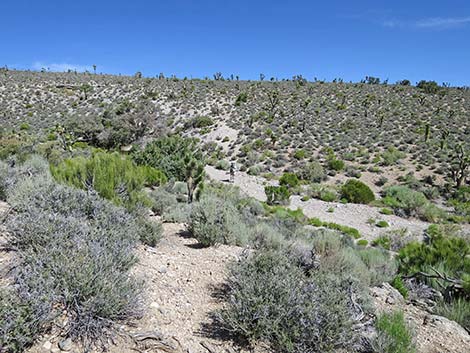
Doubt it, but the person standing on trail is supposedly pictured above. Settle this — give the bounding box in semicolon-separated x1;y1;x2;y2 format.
229;162;235;183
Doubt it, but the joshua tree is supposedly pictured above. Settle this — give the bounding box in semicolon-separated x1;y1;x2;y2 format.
266;88;280;118
80;84;93;100
185;155;205;203
259;73;265;81
93;64;97;74
424;123;431;143
449;144;469;188
440;129;450;150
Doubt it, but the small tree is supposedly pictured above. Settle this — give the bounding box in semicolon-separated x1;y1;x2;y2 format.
80;84;92;100
185;156;205;203
449;144;469;188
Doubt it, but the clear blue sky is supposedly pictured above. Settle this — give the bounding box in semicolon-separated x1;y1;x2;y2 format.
2;0;470;85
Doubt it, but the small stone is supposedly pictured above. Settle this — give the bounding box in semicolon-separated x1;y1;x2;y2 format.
150;302;160;309
43;341;52;350
386;296;396;305
158;266;167;274
58;338;73;351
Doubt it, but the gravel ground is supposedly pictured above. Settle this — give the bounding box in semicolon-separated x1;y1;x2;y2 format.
205;165;431;240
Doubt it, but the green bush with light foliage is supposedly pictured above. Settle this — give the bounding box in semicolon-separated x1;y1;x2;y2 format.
372;311;415;353
51;151;166;209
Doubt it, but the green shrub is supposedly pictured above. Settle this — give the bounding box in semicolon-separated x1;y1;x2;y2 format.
189;195;249;246
293;149;306;159
265;185;291;205
417;80;440;94
381;147;405;166
357;239;368;246
298;161;325;183
372;236;391;250
215;159;230;171
235;92;248;105
391;276;409;299
150;187;190;223
328;158;345;171
51;152;166;209
308;218;361;239
397;225;469;297
184;115;214;129
341;179;375;204
358;248;397;285
376;220;390;228
132;135;200;181
382;186;446;222
373;311;415;353
380;208;394;215
434;298;470;332
279;172;300;188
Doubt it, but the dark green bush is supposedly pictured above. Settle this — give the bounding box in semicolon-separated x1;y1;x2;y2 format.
184;115;214;129
397;225;470;298
372;236;391;250
391;276;409;299
132;135;202;181
417;80;440;94
279;172;299;188
341;179;375;204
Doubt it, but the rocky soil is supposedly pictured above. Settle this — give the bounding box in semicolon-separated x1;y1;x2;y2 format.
205;165;431;241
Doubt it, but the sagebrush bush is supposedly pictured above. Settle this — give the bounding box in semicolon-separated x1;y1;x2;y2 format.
341;179;375;204
0;288;49;352
189;194;249;246
149;187;190;223
2;159;146;347
51;151;166;209
219;249;358;352
298;161;325;183
383;185;446;222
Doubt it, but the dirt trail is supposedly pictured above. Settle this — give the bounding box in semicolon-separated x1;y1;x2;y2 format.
205;165;430;240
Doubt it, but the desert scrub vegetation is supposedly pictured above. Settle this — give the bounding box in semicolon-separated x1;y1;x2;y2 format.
50;151;166;210
396;224;470;330
372;310;416;353
341;179;375;204
188;193;250;246
218;230;397;352
132;135;205;202
382;185;447;222
0;157;145;350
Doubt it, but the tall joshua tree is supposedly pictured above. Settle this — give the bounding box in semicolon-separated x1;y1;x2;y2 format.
185;155;205;203
449;144;469;188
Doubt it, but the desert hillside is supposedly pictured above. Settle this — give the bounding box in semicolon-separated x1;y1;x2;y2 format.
1;70;469;353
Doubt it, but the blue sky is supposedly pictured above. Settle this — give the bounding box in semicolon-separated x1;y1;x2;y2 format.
1;0;470;85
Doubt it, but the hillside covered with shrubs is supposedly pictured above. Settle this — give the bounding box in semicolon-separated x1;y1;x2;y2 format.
0;70;469;352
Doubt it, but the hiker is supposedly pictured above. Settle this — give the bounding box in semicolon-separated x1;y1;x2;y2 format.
229;162;235;183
